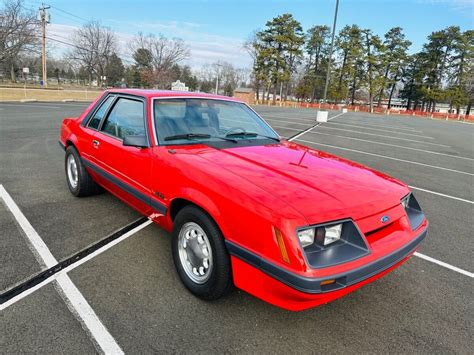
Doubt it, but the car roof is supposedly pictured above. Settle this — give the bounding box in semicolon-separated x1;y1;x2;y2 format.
105;89;243;102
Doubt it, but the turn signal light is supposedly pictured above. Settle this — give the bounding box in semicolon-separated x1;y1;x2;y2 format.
274;228;290;264
320;279;336;286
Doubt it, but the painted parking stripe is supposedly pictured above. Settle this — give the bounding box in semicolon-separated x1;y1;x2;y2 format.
414;253;474;278
297;130;474;161
267;117;431;140
0;103;61;109
325;121;429;138
277;123;450;148
0;218;153;308
316;126;442;145
326;119;422;132
275;122;448;147
287;112;346;141
295;140;473;176
266;115;423;133
408;186;474;204
0;185;124;354
264;114;422;132
265;117;316;126
308;126;449;146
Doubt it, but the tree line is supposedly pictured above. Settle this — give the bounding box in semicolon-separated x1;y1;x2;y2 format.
0;0;249;94
2;1;472;113
247;14;472;113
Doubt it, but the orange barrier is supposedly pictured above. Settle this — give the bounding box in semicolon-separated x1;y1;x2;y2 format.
431;112;447;119
372;107;386;114
292;102;473;123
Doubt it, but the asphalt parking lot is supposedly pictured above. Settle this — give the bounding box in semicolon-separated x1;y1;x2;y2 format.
1;102;473;353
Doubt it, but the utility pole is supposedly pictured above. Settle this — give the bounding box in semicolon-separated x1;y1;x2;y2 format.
214;63;223;95
322;0;339;103
39;3;50;88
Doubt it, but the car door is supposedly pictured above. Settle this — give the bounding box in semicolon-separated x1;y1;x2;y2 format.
90;95;154;215
78;94;116;161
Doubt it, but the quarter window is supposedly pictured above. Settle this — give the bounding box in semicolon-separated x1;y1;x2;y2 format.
101;98;145;139
88;95;115;129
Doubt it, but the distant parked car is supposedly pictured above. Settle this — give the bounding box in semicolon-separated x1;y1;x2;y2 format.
59;89;428;311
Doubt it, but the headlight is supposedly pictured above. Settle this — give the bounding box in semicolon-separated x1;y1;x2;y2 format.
298;223;343;248
297;228;315;248
318;223;342;245
297;219;369;268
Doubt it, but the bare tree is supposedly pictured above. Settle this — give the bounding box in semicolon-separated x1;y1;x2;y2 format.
69;21;116;86
244;31;263;100
130;32;189;88
0;0;39;82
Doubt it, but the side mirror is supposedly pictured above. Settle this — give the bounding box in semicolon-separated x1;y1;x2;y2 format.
123;135;149;148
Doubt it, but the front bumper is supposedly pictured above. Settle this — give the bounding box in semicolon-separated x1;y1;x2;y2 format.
227;224;427;310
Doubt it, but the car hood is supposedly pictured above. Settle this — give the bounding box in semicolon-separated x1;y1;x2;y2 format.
197;140;408;224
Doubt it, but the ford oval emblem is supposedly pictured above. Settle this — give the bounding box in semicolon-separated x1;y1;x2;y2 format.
381;215;390;223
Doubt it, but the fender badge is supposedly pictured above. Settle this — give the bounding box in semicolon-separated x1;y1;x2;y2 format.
381;215;390;223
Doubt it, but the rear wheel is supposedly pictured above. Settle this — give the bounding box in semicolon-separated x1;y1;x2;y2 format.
65;146;102;197
172;206;232;300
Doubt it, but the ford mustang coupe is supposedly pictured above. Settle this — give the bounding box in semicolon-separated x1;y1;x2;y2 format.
59;89;428;311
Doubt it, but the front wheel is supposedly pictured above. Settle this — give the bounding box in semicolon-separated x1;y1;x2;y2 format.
65;146;102;197
172;206;232;300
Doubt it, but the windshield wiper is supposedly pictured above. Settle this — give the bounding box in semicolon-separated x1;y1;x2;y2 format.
164;133;211;141
225;131;280;142
164;133;238;143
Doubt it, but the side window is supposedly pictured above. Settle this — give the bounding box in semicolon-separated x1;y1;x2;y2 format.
101;98;145;139
88;95;115;129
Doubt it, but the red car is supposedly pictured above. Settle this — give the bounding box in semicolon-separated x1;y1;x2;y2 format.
59;89;428;311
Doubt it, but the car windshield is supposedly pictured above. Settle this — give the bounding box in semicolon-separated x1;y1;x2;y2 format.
154;98;279;145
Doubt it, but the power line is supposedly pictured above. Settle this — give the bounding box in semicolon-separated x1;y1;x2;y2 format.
45;35;134;65
48;4;90;23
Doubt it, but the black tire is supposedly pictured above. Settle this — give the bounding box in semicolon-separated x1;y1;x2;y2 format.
65;146;102;197
172;205;233;300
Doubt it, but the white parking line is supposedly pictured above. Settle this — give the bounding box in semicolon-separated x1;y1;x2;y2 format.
326;119;422;132
0;103;61;109
267;117;431;140
259;112;423;133
408;186;474;204
287;112;346;141
315;126;443;146
295;140;473;176
0;185;124;354
265;117;315;126
0;219;153;310
264;114;422;132
298;130;474;161
262;114;318;121
325;121;428;138
268;118;447;148
414;253;474;278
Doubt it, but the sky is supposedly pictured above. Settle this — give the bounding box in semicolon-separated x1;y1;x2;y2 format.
22;0;474;68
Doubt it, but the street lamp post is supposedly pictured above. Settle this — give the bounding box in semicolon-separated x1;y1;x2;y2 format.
322;0;339;104
215;63;223;94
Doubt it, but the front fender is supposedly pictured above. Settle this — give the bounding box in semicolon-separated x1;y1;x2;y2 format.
168;187;227;235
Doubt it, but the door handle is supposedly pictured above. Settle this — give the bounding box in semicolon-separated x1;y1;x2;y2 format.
92;140;100;148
